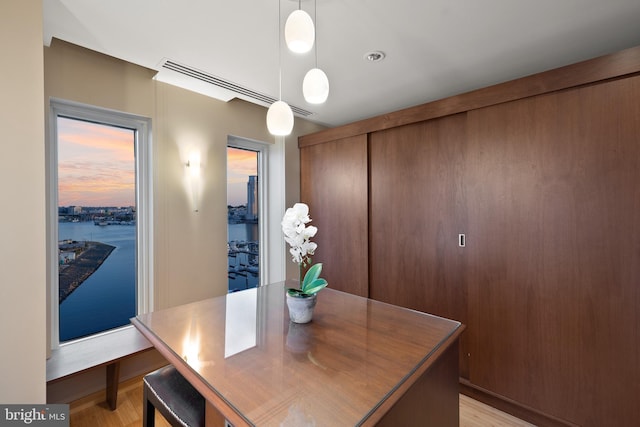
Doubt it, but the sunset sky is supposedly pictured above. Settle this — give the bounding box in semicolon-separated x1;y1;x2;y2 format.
57;117;135;207
227;147;257;207
58;117;257;208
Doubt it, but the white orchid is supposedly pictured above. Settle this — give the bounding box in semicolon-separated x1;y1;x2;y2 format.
281;203;317;266
282;203;328;296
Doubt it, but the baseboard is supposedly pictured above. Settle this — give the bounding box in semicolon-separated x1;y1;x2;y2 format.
459;379;579;427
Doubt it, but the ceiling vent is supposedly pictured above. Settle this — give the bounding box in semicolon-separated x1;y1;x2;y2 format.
157;60;313;117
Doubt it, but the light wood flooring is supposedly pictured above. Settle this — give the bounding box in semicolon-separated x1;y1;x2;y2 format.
69;375;535;426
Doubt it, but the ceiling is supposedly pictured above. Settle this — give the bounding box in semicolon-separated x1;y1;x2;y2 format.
43;0;640;128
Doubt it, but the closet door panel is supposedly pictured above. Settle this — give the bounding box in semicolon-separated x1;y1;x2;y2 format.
465;76;640;426
300;135;369;297
369;114;468;374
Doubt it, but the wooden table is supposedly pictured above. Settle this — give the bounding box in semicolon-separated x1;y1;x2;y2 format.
131;282;463;426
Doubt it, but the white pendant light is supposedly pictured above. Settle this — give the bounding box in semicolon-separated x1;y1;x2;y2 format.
267;100;294;135
267;0;294;136
285;8;314;54
303;0;329;104
303;68;329;104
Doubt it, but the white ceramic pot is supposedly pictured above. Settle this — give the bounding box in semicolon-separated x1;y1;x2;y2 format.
286;293;317;324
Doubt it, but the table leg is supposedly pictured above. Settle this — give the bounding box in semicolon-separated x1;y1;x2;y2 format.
206;401;228;427
106;362;121;410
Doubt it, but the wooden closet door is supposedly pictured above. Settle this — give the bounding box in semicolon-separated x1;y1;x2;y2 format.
369;114;468;375
300;134;368;297
465;77;640;426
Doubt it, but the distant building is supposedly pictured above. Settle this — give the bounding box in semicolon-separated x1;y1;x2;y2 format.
59;251;76;265
246;175;258;221
58;206;81;215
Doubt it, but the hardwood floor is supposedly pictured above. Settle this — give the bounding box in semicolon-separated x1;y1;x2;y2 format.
69;375;170;427
459;394;535;427
69;375;535;426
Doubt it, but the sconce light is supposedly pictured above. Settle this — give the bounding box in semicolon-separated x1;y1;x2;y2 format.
187;152;201;212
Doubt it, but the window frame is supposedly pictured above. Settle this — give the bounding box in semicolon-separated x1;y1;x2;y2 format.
227;135;270;288
48;98;153;348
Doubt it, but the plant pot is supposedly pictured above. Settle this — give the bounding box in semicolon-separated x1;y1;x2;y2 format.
286;293;317;324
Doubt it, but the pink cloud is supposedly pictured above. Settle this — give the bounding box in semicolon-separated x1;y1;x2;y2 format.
57;117;135;207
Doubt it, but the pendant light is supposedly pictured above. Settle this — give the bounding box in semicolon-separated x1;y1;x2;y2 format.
303;0;329;104
267;100;294;136
267;0;294;136
303;68;329;104
285;1;314;54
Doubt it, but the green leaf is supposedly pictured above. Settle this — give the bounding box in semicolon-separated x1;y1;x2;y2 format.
302;263;323;289
287;288;304;297
302;278;328;295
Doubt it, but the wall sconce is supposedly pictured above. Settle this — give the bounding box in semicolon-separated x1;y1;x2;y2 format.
187;152;201;212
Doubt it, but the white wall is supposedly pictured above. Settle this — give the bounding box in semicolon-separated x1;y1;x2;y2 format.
0;0;47;403
43;37;325;402
0;4;325;403
44;39;325;312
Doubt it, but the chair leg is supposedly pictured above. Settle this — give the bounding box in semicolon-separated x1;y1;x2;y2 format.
143;384;155;427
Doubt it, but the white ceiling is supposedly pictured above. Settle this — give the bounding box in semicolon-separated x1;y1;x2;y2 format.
43;0;640;128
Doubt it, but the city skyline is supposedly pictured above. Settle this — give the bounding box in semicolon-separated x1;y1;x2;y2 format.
57;117;135;207
58;118;257;208
227;147;257;207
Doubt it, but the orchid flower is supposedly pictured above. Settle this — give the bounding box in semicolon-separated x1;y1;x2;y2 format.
282;203;328;296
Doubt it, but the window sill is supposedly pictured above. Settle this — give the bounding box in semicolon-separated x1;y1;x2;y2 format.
47;325;153;409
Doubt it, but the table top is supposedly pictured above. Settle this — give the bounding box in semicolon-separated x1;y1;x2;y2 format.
132;281;463;427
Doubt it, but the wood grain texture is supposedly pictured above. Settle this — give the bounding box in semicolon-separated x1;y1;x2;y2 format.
299;45;640;147
369;114;470;377
465;76;640;426
297;43;640;426
377;341;460;427
300;134;369;297
68;375;532;427
68;374;171;427
459;393;535;427
132;282;463;426
460;380;579;427
369;114;467;318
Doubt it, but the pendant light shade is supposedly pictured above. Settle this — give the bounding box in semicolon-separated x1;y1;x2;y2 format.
266;100;294;136
267;0;293;136
303;68;329;104
285;9;315;54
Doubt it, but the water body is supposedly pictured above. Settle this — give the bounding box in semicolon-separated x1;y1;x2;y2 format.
58;221;135;342
59;221;255;340
228;222;259;292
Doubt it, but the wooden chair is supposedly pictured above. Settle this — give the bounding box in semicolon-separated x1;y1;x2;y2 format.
143;365;205;427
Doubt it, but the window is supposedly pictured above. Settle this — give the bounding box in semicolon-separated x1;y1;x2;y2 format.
49;99;152;346
227;136;269;292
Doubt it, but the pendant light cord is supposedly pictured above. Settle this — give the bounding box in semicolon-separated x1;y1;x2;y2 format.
278;0;282;100
314;0;318;67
